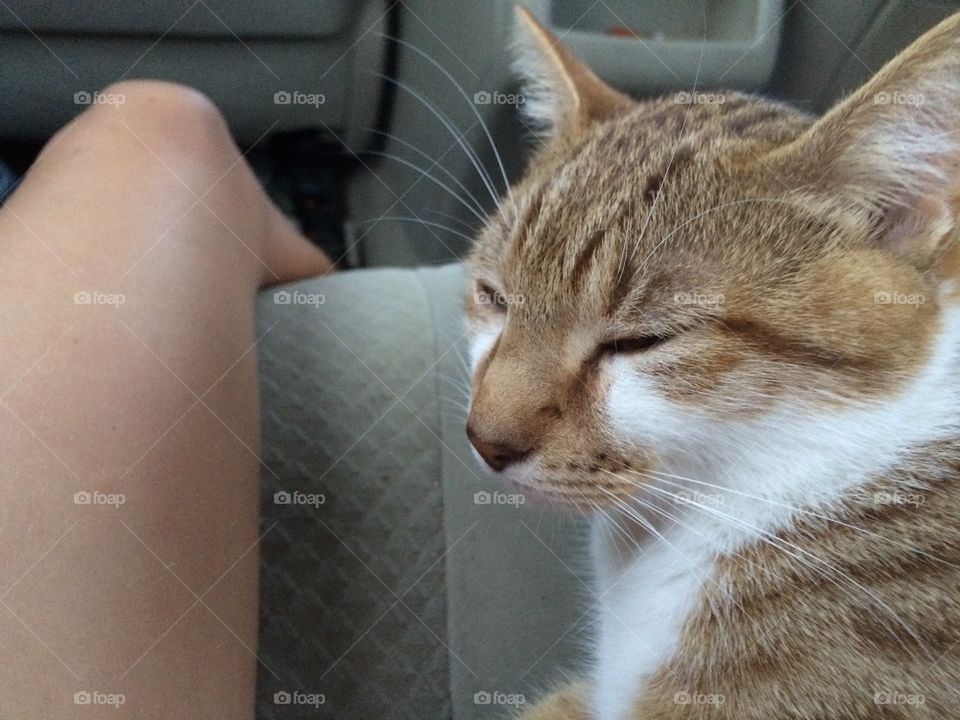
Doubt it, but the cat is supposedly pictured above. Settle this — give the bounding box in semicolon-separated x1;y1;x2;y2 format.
465;7;960;719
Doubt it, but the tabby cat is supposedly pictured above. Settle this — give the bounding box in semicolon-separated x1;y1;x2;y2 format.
465;8;960;719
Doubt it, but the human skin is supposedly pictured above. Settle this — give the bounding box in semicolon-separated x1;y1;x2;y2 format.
0;80;330;719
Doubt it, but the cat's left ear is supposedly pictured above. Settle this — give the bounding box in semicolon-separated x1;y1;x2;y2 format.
776;13;960;265
513;6;634;138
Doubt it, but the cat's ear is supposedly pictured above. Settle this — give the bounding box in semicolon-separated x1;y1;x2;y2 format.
513;5;633;138
777;13;960;264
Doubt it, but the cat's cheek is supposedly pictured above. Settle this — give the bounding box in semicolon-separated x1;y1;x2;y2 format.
604;357;690;451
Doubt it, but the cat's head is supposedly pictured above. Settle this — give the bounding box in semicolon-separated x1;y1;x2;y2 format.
466;8;960;509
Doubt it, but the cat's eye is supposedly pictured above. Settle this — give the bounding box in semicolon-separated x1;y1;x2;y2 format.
598;334;671;356
476;282;508;312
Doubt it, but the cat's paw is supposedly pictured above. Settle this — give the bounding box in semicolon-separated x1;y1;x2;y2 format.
513;680;590;720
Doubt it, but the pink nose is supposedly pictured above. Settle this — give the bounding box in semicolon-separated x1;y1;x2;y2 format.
466;424;527;471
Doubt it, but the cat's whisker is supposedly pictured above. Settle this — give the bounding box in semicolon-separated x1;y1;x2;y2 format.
626;491;766;576
610;470;883;606
380;34;513;200
356;216;477;243
376;74;502;206
589;497;643;556
624;493;750;650
448;396;471;411
437;377;472;405
606;494;731;643
453;344;473;378
420;208;482;234
366;128;489;218
365;149;488;223
626;472;933;661
440;408;470;425
440;395;470;412
588;495;717;653
601;487;736;631
439;384;469;400
589;500;617;547
636;481;922;651
438;369;471;387
600;470;793;591
610;468;925;665
621;487;843;684
598;496;652;551
637;466;959;571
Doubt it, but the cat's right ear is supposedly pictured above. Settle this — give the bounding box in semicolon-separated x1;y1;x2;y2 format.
513;6;633;138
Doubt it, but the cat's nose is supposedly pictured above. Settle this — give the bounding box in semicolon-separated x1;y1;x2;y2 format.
466;424;527;471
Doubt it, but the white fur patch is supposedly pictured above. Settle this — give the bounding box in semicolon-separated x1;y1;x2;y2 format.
591;520;714;720
592;305;960;719
468;322;502;371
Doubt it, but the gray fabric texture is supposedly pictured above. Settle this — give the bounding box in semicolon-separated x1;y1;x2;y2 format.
254;264;588;720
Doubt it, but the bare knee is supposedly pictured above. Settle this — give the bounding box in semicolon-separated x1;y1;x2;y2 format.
104;80;223;124
47;80;232;169
96;80;223;129
37;79;245;203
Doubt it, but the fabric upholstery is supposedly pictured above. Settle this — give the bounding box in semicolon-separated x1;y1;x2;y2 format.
254;264;588;719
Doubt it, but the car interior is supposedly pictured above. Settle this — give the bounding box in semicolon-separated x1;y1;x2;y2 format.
2;1;958;718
